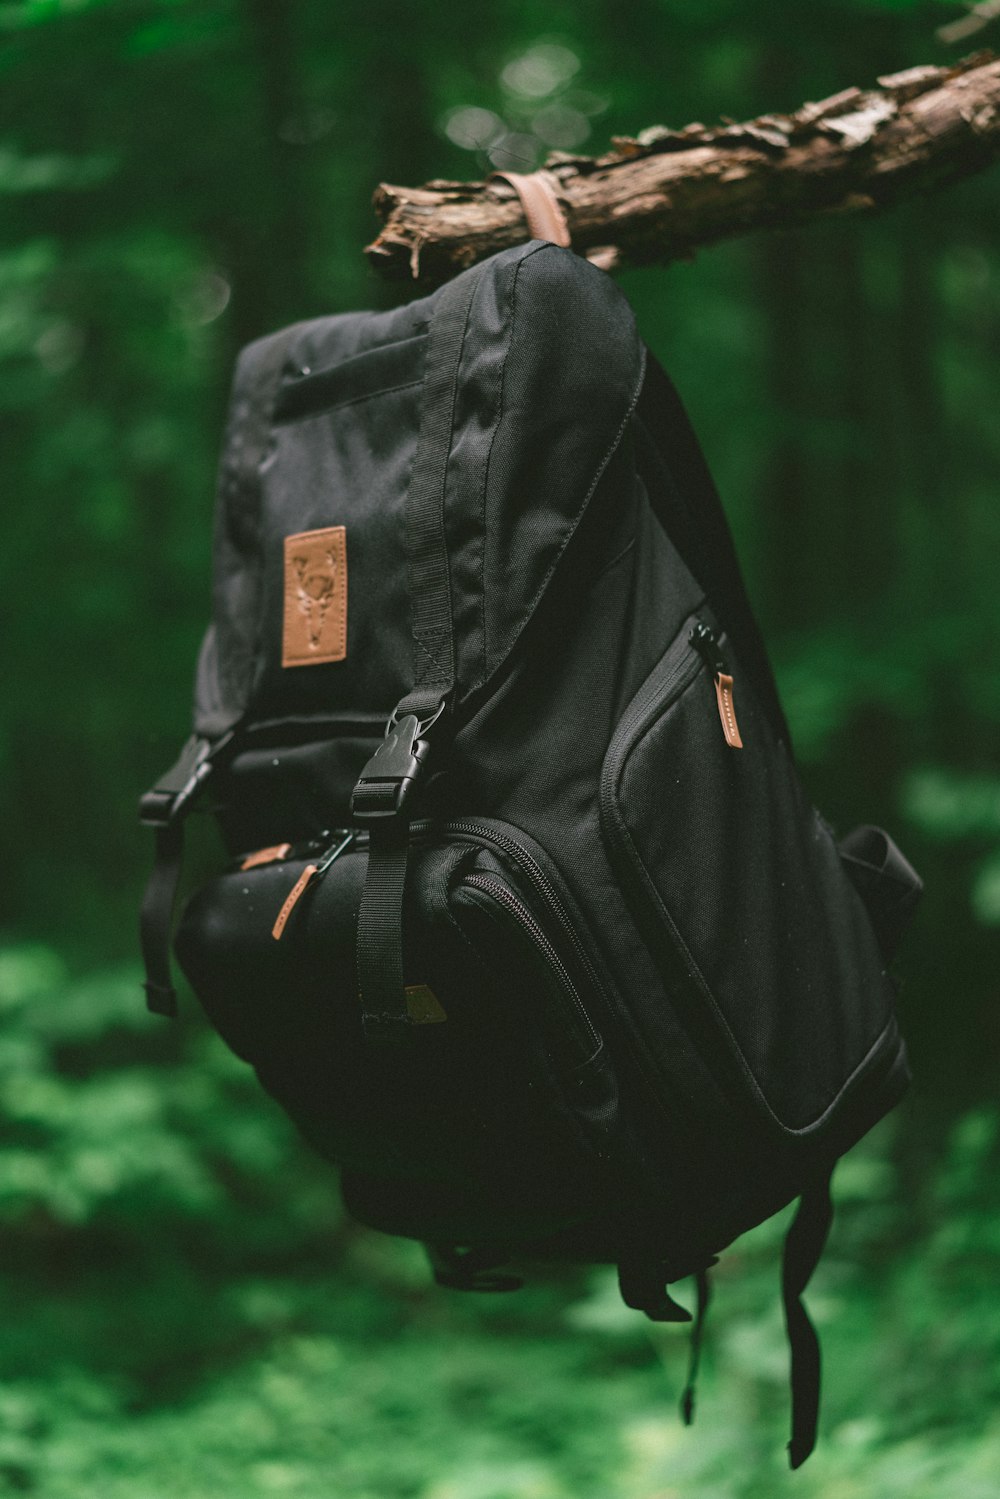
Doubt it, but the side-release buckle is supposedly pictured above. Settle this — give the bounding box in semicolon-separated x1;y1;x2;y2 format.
139;735;215;827
350;714;432;821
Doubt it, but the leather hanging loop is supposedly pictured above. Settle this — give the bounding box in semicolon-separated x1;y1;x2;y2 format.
490;169;572;248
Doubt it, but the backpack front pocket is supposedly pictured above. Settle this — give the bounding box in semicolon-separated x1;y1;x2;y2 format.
174;824;615;1238
600;613;902;1138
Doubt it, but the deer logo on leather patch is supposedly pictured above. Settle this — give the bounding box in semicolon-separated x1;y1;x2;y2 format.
282;526;347;668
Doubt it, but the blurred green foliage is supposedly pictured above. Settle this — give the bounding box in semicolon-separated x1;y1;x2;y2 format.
2;0;1000;1493
2;938;1000;1495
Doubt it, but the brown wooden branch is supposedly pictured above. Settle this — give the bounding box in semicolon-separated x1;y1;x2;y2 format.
366;53;1000;285
938;3;1000;46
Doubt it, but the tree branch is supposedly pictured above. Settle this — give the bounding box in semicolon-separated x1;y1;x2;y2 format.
366;52;1000;285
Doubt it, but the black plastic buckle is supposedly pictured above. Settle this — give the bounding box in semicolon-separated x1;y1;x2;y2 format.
350;714;432;821
139;735;218;828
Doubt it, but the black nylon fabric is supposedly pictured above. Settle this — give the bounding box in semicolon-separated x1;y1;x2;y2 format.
184;239;916;1178
604;616;896;1133
195;298;432;735
195;321;312;736
175;839;617;1239
194;242;644;737
160;240;922;1467
446;243;644;694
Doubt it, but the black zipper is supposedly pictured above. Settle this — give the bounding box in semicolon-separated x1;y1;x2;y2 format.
602;629;703;808
689;620;727;677
237;815;607;1053
441;818;607;1009
446;822;701;1159
597;618;719;1044
688;620;744;748
270;829;357;940
599;610;739;888
598;615;766;1121
461;871;601;1057
599;618;711;952
230;827;353;873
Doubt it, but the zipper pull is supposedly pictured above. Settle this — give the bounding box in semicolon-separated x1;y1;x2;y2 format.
271;830;355;940
689;622;744;750
241;842;292;871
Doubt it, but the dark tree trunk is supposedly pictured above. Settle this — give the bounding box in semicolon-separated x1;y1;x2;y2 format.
227;0;314;348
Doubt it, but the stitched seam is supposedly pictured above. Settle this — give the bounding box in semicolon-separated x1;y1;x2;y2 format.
477;242;550;680
413;632;450;687
481;343;648;691
611;734;898;1138
275;376;423;426
592;535;636;583
425;267;480;697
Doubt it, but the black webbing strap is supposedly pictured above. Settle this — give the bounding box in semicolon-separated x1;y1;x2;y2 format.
618;1254;712;1426
352;266;482;1039
353;807;411;1040
139;821;185;1017
394;265;481;720
138;733;219;1016
782;1173;834;1469
617;1255;693;1324
679;1268;712;1425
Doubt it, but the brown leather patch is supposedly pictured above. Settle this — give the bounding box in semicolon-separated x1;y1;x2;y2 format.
714;672;744;749
404;984;448;1024
282;526;347;668
241;842;292;871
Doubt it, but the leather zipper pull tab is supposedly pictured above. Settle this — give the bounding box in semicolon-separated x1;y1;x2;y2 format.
271;831;355;940
272;864;319;940
714;671;743;749
690;622;744;750
242;842;292;871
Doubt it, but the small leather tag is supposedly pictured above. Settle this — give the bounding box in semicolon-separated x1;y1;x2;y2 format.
404;984;447;1024
241;842;292;871
282;526;347;668
714;673;744;749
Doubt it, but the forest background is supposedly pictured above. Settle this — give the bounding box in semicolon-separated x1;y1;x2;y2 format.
2;1;999;1495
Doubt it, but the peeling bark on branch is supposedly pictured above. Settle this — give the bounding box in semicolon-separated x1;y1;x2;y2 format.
366;53;1000;285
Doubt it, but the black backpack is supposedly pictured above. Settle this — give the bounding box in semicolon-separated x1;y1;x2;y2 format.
139;239;922;1467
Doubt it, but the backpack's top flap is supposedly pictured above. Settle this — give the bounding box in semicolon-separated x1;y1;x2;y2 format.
194;242;643;737
194;292;432;737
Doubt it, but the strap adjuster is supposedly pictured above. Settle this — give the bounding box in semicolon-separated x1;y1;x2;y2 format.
351;714;432;821
139;733;229;827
